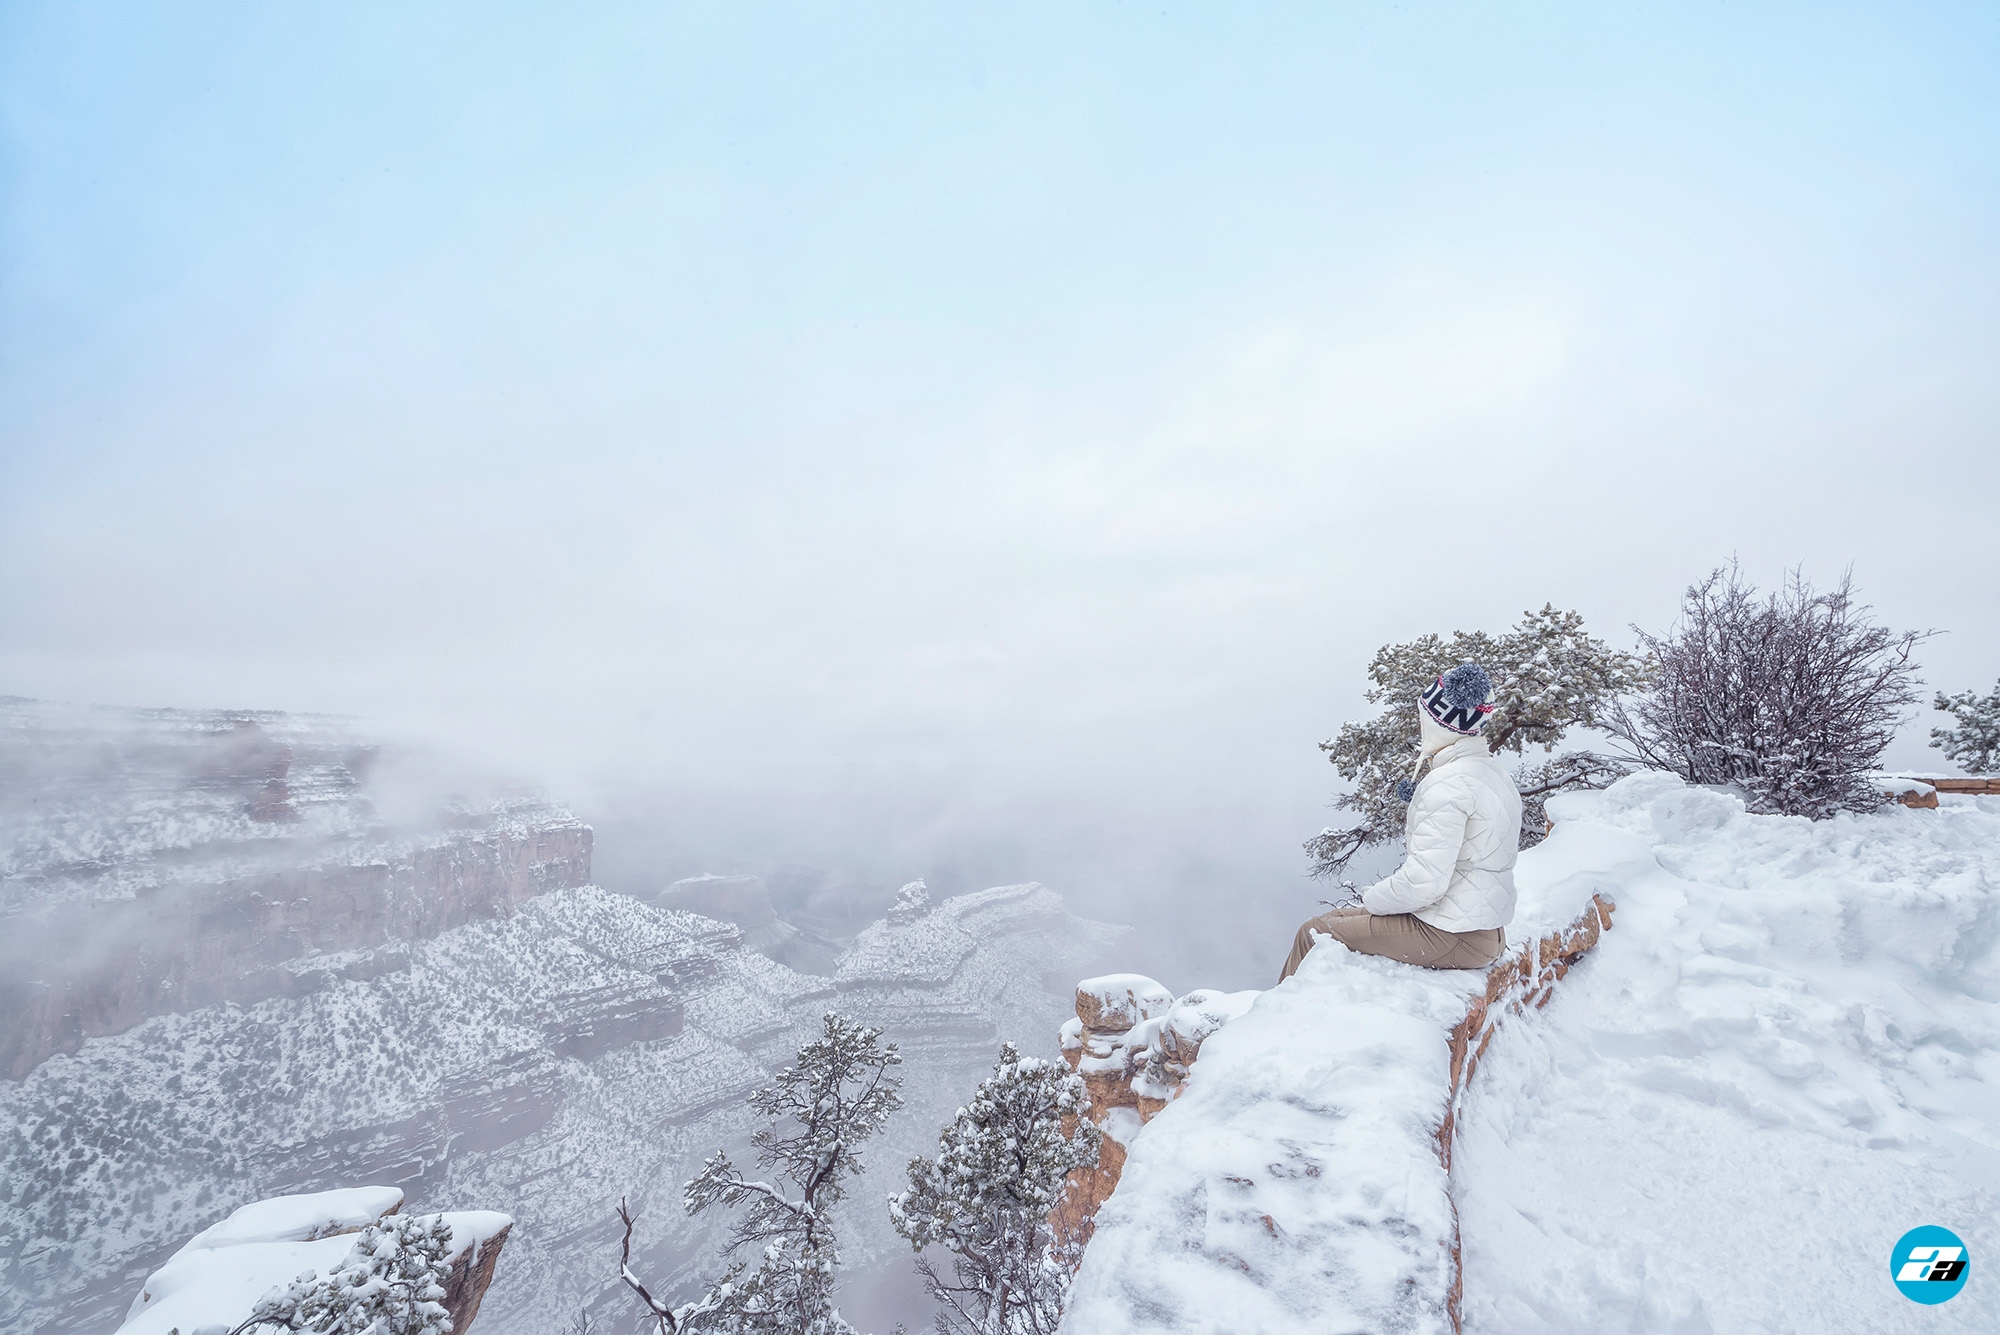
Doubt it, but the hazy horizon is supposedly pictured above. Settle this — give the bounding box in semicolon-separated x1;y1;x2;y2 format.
6;3;1997;985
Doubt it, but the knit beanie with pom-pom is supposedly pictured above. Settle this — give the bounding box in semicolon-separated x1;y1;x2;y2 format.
1421;663;1496;736
1395;663;1496;802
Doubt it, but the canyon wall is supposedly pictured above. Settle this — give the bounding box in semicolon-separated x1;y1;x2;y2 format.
0;698;592;1078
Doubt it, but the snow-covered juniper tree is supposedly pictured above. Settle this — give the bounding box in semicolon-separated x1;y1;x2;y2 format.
1607;564;1930;818
1306;605;1651;875
889;1043;1100;1335
616;1012;904;1335
229;1212;456;1335
1931;679;2000;775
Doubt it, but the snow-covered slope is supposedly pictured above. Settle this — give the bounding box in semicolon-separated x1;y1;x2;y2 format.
1;880;1121;1334
1457;772;1998;1333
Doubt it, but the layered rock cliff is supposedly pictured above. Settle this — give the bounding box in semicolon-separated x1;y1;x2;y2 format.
0;697;592;1079
0;699;1123;1334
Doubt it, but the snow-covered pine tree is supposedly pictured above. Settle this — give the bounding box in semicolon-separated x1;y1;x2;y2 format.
1931;680;2000;774
229;1212;456;1335
615;1012;904;1335
889;1043;1101;1335
1608;564;1930;818
1306;605;1650;875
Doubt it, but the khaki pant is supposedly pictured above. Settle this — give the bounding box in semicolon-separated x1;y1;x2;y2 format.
1279;906;1505;982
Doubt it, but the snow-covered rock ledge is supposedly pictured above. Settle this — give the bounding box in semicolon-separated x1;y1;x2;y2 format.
1061;771;2000;1332
1056;796;1632;1334
116;1187;512;1335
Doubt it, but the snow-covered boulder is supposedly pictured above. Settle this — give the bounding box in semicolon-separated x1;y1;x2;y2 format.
887;877;933;924
1075;974;1175;1032
117;1189;512;1335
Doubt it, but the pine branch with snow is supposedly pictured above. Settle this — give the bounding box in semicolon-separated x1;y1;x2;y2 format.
1931;679;2000;774
617;1012;904;1335
1514;751;1632;848
1308;605;1649;875
889;1042;1101;1335
230;1212;455;1335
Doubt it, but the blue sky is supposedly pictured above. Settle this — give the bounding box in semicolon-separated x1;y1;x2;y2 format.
3;3;1997;949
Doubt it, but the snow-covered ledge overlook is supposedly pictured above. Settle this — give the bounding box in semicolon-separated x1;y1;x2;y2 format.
115;1187;512;1335
1059;771;2000;1335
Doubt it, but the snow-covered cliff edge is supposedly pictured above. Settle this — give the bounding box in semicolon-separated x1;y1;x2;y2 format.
1060;772;1999;1334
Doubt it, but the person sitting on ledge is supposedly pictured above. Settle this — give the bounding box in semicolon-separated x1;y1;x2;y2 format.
1280;663;1523;981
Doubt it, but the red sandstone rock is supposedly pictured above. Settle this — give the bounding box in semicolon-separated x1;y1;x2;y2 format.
1074;974;1172;1032
442;1220;511;1334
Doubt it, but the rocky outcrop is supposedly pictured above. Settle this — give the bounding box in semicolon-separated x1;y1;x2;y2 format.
440;1213;514;1335
1051;975;1171;1244
116;1187;511;1335
1053;977;1256;1246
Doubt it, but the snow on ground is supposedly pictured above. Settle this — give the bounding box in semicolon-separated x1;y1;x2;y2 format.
1160;989;1261;1051
168;1186;404;1257
1063;937;1478;1334
117;1231;356;1335
1459;772;1999;1333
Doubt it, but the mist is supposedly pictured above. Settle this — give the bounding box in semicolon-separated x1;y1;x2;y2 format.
5;2;1998;990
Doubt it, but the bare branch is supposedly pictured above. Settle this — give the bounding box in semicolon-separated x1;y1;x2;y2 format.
616;1198;679;1335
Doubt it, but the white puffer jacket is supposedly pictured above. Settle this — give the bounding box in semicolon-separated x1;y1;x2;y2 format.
1361;735;1522;932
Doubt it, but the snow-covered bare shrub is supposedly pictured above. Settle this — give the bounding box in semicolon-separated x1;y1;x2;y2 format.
889;1042;1100;1335
230;1212;455;1335
1608;564;1929;818
615;1012;904;1335
1307;605;1649;874
1931;680;2000;774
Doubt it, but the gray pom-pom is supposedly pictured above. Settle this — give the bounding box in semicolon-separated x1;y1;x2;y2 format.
1440;663;1493;710
1395;778;1417;803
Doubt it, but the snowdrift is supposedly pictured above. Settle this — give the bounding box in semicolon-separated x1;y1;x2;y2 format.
1061;772;1998;1334
1459;772;1998;1332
